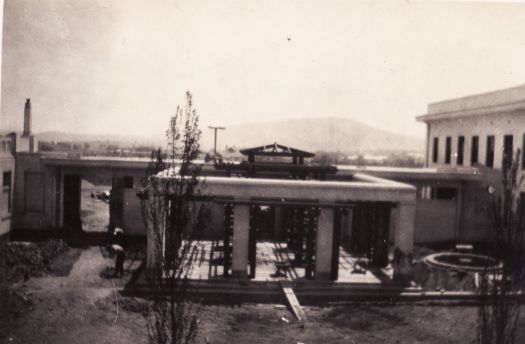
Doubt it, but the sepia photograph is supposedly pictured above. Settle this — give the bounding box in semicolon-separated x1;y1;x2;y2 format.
0;0;525;343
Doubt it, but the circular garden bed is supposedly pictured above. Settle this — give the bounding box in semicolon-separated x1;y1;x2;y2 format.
423;252;501;272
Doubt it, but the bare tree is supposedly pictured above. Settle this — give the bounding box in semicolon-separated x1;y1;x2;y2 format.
139;91;206;344
478;150;525;344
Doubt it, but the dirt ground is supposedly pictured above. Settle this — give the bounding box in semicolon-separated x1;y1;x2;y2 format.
80;180;110;232
1;246;147;344
2;203;522;344
196;302;480;344
4;243;523;344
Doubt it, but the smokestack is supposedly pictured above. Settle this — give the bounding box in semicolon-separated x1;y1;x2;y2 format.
23;98;31;137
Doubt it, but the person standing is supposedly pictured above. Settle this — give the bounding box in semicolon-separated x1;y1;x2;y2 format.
112;227;125;277
112;244;125;277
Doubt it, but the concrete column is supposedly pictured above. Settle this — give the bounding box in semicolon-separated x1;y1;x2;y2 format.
389;207;398;243
394;202;415;254
315;208;334;281
393;202;416;282
232;205;250;278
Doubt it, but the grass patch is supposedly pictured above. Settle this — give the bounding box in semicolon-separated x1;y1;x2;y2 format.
0;239;76;283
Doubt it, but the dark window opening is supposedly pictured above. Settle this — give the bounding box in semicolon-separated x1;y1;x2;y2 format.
3;171;11;188
445;137;452;164
432;137;439;163
486;135;495;168
431;187;457;200
503;135;513;170
3;171;11;213
471;136;479;165
123;176;134;188
457;136;464;165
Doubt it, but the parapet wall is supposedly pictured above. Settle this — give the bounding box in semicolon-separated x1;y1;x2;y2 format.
427;84;525;115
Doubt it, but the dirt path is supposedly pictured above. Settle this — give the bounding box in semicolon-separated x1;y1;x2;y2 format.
1;247;148;344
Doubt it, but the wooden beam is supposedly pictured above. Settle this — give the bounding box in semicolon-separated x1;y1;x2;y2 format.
279;281;307;322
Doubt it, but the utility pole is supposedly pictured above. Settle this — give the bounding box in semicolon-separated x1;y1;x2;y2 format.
208;126;226;154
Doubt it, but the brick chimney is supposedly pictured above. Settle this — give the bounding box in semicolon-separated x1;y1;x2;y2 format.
23;98;31;137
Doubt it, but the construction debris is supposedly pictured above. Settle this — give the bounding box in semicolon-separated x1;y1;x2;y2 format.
280;281;307;322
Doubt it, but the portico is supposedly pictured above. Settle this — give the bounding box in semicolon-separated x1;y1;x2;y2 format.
147;173;416;282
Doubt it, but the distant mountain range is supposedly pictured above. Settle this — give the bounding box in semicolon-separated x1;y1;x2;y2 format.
200;117;423;153
36;117;423;153
35;131;161;147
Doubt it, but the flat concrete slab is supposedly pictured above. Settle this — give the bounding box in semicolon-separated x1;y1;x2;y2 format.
187;240;394;284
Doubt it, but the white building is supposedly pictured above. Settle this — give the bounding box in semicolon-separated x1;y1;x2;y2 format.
0;99;36;239
412;84;525;243
419;84;525;178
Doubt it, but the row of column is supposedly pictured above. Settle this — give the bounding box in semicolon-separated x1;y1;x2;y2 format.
229;202;415;280
145;200;416;281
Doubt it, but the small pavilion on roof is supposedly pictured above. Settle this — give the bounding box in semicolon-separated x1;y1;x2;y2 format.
216;142;337;180
239;142;314;165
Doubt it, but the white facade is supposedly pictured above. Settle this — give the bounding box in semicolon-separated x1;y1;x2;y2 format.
414;84;525;243
418;84;525;185
0;134;14;237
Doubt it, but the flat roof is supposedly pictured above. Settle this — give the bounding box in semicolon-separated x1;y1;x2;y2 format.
35;153;487;183
156;171;416;203
201;173;414;190
336;165;486;182
39;154;153;169
417;84;525;122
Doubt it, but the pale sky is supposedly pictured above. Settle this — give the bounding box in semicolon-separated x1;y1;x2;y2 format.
2;0;525;140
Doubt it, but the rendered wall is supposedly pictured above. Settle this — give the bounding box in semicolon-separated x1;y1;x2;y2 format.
11;151;496;245
13;155;155;231
426;111;525;182
121;187;228;239
13;153;56;230
15;134;36;153
458;182;494;242
414;200;456;243
0;155;14;237
427;84;525;115
122;188;144;236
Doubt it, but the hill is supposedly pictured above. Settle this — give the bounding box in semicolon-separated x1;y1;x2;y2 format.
35;131;161;147
35;117;424;153
200;117;423;153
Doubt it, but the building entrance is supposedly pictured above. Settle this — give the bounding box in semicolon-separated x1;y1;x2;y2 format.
63;174;81;230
